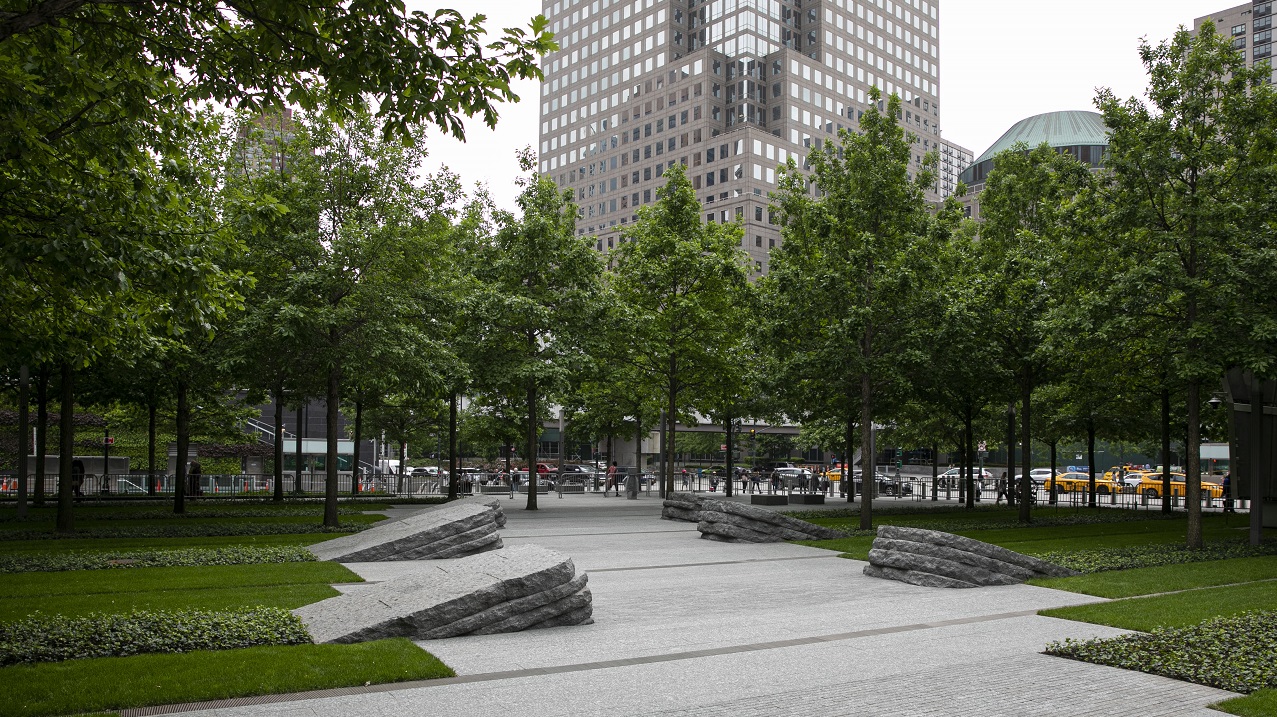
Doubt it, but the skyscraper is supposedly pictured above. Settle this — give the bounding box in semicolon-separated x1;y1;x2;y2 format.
1194;1;1274;84
537;0;956;273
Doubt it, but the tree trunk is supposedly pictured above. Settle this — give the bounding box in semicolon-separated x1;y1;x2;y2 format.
16;365;29;518
174;378;188;515
296;405;305;495
526;378;538;510
1019;382;1033;523
964;412;975;510
1049;439;1058;505
725;410;734;498
55;363;74;533
665;360;677;497
859;373;874;530
272;387;284;502
635;421;643;497
844;414;855;503
35;368;48;506
931;442;938;501
399;440;407;494
147;401;157;495
449;392;459;500
1006;403;1016;508
324;364;340;528
1185;380;1202;549
1086;417;1097;509
1161;387;1172;514
352;397;363;498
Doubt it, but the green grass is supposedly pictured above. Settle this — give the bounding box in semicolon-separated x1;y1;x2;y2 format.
1040;580;1277;632
0;532;345;555
796;513;1247;561
0;584;342;621
1030;556;1277;598
0;561;359;599
0;562;360;621
1214;688;1277;716
0;639;454;717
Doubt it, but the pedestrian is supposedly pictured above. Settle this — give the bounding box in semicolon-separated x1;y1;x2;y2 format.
189;460;203;498
996;472;1007;504
1223;471;1235;513
605;462;618;496
71;459;85;498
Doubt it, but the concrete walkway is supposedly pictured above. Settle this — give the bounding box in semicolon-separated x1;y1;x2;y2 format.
151;493;1237;717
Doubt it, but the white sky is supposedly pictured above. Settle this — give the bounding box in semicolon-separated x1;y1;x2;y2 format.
408;0;1234;211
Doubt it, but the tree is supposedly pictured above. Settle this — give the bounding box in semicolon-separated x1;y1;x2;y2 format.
761;89;937;529
977;143;1093;521
1094;22;1277;548
467;153;603;510
611;164;749;496
249;110;461;526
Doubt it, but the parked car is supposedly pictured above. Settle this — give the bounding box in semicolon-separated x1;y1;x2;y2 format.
841;470;913;497
1043;472;1120;495
1028;468;1057;484
936;467;993;489
1135;473;1223;499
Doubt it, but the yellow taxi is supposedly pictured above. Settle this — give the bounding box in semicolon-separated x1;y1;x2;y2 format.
1135;473;1224;499
1042;472;1120;495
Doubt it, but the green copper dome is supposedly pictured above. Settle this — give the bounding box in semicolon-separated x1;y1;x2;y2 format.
959;111;1110;186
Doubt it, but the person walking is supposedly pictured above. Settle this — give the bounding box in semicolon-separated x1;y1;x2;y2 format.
605;462;619;496
996;472;1007;505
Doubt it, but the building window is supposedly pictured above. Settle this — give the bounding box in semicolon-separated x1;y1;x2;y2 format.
1232;24;1247;36
755;206;763;221
755;235;762;247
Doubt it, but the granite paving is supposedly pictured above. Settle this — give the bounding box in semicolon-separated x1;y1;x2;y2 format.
149;492;1239;717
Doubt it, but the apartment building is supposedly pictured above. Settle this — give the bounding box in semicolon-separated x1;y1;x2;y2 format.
1195;1;1275;83
537;0;956;273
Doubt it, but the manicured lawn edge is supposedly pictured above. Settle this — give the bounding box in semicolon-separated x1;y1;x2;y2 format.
0;639;454;717
1212;688;1277;716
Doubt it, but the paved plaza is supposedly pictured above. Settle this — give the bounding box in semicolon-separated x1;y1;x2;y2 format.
132;493;1238;717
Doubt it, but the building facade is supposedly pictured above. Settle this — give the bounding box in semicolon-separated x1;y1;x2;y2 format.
936;137;972;201
956;110;1109;221
1195;1;1275;84
538;0;951;273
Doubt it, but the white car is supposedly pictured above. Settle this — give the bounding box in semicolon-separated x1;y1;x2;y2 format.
1029;468;1056;484
937;467;993;487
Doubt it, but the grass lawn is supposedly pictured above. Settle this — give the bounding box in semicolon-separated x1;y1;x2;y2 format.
0;532;344;555
0;562;360;621
1214;689;1277;716
0;501;461;715
796;511;1247;561
1030;556;1277;598
1040;580;1277;633
0;639;453;717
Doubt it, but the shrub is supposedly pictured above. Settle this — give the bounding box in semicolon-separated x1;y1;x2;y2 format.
1046;611;1277;694
0;607;312;666
0;546;317;574
1036;540;1277;573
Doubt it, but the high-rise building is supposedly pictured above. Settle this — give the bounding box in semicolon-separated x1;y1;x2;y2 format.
234;108;297;176
1194;1;1275;84
538;0;949;273
936;137;972;201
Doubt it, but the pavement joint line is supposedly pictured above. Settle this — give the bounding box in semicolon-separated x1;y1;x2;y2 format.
502;528;695;538
117;609;1043;717
589;553;841;573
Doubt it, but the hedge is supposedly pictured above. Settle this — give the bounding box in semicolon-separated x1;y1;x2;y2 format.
1046;611;1277;694
0;608;312;665
1036;540;1277;574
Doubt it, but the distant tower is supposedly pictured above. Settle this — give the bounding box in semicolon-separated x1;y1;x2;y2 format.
538;0;949;273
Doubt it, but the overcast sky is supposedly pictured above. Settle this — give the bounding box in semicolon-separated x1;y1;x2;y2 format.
407;0;1233;211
